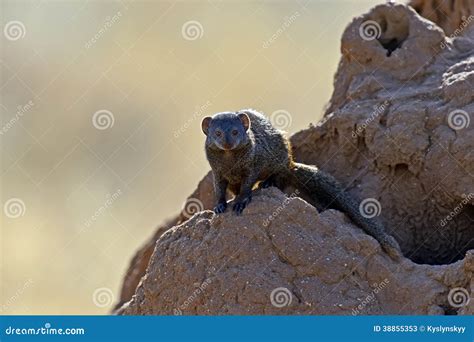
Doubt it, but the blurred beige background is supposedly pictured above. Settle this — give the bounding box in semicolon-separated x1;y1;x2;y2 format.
1;0;381;314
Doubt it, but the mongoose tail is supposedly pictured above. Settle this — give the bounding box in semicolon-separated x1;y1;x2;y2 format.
290;162;402;260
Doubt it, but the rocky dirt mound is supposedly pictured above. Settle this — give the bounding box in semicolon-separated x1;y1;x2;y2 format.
115;3;473;313
117;188;473;315
293;3;473;265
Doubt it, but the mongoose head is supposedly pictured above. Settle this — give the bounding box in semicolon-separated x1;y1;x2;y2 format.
201;112;251;151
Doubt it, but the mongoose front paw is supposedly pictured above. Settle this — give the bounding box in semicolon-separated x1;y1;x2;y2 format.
214;202;227;214
232;196;252;215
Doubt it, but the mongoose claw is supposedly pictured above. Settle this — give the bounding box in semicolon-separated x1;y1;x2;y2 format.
232;196;252;215
213;202;227;214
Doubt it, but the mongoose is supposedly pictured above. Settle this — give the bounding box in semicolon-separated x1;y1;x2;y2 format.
201;109;402;259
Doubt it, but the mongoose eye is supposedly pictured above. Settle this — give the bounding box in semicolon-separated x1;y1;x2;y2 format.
231;130;238;136
215;131;222;137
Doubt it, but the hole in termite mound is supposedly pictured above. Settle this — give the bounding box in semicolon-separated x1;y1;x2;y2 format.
406;204;474;265
366;13;410;56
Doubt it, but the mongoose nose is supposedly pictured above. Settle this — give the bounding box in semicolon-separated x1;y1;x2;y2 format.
222;143;233;150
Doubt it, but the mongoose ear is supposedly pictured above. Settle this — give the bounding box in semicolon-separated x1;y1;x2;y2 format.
201;116;212;135
238;113;251;131
201;117;212;135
